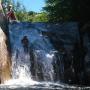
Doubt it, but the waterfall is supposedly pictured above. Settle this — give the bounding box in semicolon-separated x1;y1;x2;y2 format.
12;46;31;79
4;22;59;85
1;22;88;89
32;50;55;81
3;22;82;87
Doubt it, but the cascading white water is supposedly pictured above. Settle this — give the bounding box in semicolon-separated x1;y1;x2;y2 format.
0;22;88;90
12;47;31;79
4;22;57;85
5;48;38;85
33;50;55;81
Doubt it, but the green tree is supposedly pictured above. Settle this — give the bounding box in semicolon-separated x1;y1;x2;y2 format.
44;0;73;22
44;0;90;22
13;1;28;21
2;0;48;22
13;1;48;22
28;11;36;16
2;0;12;4
33;12;48;22
27;11;36;22
1;0;12;13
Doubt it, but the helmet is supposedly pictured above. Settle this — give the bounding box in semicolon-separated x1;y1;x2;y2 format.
8;4;12;7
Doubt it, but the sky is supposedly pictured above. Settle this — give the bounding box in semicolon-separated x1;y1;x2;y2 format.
15;0;45;12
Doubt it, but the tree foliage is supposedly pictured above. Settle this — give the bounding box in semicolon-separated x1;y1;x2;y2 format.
44;0;90;22
12;1;48;22
14;1;28;21
1;0;48;22
33;12;48;22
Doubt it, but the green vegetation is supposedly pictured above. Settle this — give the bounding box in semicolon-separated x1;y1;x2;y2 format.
1;0;48;22
44;0;90;22
44;0;73;22
1;0;90;23
14;1;48;22
32;12;48;22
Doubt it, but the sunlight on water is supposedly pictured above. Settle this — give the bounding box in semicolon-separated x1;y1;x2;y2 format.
4;79;38;86
1;80;86;90
46;53;54;59
0;22;89;90
4;65;38;86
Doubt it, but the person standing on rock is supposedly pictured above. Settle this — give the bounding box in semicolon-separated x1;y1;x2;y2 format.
6;4;16;21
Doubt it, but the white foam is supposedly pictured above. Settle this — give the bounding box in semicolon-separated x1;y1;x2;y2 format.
46;54;54;59
4;79;38;86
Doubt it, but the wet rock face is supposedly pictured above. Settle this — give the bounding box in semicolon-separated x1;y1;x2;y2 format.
8;22;90;85
82;25;90;84
29;22;85;84
44;23;90;85
0;27;11;84
37;22;87;84
46;23;80;84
